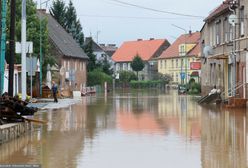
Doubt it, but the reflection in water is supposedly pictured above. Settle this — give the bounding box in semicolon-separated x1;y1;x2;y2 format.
0;90;247;168
201;106;248;168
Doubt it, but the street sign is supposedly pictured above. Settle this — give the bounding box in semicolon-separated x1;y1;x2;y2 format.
180;72;185;79
15;41;33;53
27;57;37;76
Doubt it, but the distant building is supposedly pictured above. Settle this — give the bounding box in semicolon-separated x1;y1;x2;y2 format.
3;64;21;96
84;37;114;70
38;10;88;94
158;32;201;84
99;43;118;57
112;38;170;80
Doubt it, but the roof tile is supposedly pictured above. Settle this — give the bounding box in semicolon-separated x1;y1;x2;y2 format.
112;39;169;62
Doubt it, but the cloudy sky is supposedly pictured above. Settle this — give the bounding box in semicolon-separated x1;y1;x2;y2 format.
45;0;224;45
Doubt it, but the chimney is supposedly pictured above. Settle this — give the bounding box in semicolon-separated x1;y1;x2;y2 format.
189;30;192;35
99;44;105;47
150;38;155;40
137;39;143;41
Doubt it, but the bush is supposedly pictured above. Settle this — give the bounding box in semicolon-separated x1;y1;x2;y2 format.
87;69;112;86
116;71;138;87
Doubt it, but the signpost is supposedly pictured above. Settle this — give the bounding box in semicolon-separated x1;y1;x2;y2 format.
0;0;7;95
16;41;33;100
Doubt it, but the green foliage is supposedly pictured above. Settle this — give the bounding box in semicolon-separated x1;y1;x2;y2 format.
130;80;165;89
153;73;172;84
87;69;112;86
5;0;52;79
131;55;145;77
49;0;66;27
100;57;113;75
187;79;201;95
83;39;97;72
116;71;137;87
50;0;84;47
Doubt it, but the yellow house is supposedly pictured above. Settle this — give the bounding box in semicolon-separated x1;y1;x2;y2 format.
158;32;201;84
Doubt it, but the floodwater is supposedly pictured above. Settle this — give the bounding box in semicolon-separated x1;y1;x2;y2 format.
0;90;248;168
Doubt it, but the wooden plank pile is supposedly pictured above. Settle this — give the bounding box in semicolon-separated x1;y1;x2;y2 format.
0;93;38;125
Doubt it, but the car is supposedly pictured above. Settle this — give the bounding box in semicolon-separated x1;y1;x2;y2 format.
178;84;187;94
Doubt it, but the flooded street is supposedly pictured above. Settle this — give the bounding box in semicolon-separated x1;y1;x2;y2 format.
0;90;247;168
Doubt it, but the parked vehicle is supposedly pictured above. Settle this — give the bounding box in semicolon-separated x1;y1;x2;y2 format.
178;84;187;94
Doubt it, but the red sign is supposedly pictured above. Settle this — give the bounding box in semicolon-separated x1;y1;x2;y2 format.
190;62;201;70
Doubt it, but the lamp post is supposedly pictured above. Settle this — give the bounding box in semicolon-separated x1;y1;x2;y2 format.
171;24;188;84
39;0;50;97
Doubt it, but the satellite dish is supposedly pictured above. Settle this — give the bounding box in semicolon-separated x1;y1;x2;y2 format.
228;14;238;26
203;46;213;57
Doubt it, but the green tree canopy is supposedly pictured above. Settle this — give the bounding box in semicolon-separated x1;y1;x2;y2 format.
5;0;52;78
50;0;84;48
83;39;97;72
131;55;145;78
49;0;66;27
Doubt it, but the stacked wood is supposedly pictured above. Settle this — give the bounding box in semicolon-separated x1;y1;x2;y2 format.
0;93;38;124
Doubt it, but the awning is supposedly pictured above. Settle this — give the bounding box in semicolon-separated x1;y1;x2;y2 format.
191;71;199;77
208;54;228;59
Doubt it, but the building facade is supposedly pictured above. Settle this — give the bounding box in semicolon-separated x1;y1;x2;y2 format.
158;32;201;84
39;11;88;95
112;38;170;80
201;0;248;99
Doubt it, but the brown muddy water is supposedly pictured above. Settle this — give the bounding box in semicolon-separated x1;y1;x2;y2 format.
0;90;247;168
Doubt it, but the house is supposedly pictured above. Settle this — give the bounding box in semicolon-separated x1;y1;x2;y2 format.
38;10;88;95
99;43;118;57
3;64;22;96
158;31;201;84
112;38;170;80
84;37;114;70
201;0;248;100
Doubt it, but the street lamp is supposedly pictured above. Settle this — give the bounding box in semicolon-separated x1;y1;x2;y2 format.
39;0;50;97
171;24;188;84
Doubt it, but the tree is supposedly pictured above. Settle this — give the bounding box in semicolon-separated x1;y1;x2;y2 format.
49;0;66;27
131;55;145;79
83;39;97;72
50;0;84;48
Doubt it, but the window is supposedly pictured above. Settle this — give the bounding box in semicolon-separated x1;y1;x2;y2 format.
75;61;77;71
240;6;245;36
64;60;66;68
215;20;221;45
224;17;229;42
160;60;162;69
179;45;186;56
229;22;234;41
172;60;174;68
164;60;166;69
176;59;178;68
67;60;70;70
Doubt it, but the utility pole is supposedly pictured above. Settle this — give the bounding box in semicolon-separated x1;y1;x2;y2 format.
171;24;188;84
8;0;16;97
0;0;7;94
21;0;27;100
39;0;50;97
39;0;43;97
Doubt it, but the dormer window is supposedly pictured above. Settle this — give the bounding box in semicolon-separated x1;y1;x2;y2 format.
179;44;186;56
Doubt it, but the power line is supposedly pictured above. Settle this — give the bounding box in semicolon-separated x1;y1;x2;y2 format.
108;0;205;18
78;14;202;20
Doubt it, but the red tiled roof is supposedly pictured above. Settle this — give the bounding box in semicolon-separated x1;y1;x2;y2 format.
204;0;231;22
159;32;200;59
188;42;201;56
112;39;169;62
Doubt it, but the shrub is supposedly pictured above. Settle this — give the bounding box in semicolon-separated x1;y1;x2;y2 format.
87;69;112;86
